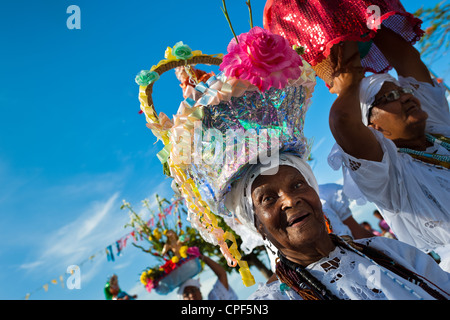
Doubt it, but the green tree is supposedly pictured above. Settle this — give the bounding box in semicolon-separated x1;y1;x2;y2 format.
414;2;450;61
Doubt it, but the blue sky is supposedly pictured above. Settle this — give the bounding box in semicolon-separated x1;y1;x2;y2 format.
0;0;448;300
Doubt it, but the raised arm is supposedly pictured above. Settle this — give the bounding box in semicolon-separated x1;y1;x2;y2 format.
200;254;229;289
328;42;384;162
373;26;433;85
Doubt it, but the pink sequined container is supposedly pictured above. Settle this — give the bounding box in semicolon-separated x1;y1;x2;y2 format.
264;0;424;85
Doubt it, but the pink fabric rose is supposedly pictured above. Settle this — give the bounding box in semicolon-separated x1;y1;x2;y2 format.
220;26;303;91
186;246;200;257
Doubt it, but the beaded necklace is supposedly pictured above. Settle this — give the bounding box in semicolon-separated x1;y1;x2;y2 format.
398;134;450;169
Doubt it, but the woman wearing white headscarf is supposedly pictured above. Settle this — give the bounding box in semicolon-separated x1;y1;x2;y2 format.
327;26;450;271
224;153;450;300
226;154;373;274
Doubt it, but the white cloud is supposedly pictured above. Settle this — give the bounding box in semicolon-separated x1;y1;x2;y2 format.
78;194;119;239
19;260;45;270
20;192;124;273
15;171;175;297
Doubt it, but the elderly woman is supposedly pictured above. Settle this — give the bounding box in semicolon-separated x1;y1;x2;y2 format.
225;153;450;300
327;26;450;271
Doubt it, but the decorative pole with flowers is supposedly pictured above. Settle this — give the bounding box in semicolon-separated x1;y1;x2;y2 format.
122;194;274;293
122;195;204;294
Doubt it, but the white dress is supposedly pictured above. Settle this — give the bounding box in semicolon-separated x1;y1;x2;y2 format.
248;237;450;300
328;77;450;271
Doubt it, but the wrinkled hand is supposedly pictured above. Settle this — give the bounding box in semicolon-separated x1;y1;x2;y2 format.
328;42;365;95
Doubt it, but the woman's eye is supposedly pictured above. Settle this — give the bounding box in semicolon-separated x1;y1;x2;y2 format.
294;182;302;189
263;196;273;203
386;91;399;102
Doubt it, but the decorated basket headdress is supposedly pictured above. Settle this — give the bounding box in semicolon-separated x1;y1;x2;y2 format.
135;2;316;287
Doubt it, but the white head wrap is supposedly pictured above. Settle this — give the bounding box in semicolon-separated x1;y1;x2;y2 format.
224;153;319;271
359;73;401;126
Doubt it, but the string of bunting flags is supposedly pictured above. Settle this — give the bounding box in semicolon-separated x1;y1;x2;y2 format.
23;196;184;300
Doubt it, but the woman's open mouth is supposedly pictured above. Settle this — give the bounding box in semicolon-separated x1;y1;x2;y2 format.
287;213;311;228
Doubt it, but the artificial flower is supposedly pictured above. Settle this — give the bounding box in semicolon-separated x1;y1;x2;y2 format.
140;271;148;285
179;245;188;259
171;256;179;263
140;269;154;285
161;260;177;273
220;26;303;91
153;228;162;240
135;70;160;86
172;41;193;60
145;281;155;293
186;246;200;257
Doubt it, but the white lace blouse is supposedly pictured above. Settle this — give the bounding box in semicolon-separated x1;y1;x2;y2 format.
248;237;450;300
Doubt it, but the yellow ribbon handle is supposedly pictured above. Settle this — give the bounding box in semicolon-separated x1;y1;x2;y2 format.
224;231;255;287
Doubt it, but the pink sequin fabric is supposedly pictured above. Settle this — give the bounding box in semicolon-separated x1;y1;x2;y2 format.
264;0;424;74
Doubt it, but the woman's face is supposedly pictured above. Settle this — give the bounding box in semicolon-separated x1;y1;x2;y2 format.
251;165;327;254
182;286;202;300
369;81;427;141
